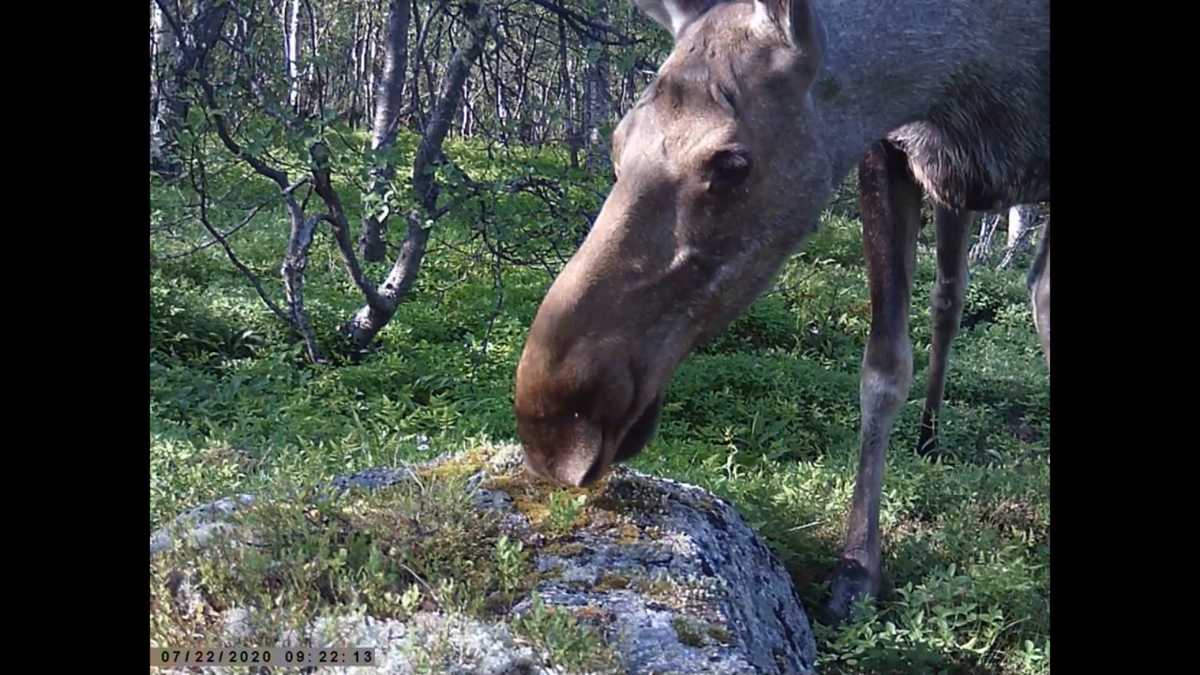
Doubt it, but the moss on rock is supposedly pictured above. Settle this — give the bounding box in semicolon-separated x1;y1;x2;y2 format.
149;442;816;674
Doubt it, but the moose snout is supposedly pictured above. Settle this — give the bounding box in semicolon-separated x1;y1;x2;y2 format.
512;183;683;487
518;412;609;487
513;325;670;487
516;392;666;488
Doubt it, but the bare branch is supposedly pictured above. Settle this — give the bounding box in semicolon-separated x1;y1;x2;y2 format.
468;251;506;382
152;0;188;52
153;203;266;261
525;0;638;46
281;213;329;365
187;149;290;325
285;177;311;195
308;143;385;311
194;76;290;188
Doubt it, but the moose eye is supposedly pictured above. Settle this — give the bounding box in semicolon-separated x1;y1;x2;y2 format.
711;84;737;115
705;148;753;192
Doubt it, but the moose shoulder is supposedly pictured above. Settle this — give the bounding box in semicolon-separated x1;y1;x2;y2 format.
513;0;1050;623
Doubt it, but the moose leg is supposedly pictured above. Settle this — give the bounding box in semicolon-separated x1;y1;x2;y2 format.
915;207;973;457
1028;220;1050;370
829;140;922;623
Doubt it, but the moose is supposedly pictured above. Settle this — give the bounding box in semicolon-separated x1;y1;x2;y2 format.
513;0;1049;622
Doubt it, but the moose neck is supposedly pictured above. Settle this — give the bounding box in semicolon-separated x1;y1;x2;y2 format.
810;0;976;182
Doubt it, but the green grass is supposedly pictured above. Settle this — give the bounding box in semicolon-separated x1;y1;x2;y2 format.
150;132;1049;674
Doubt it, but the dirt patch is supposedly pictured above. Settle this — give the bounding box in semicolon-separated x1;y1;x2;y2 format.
1004;404;1039;443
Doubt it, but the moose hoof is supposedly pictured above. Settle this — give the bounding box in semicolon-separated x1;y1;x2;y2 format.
827;560;878;624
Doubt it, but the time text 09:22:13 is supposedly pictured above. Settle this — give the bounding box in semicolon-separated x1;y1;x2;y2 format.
151;647;376;667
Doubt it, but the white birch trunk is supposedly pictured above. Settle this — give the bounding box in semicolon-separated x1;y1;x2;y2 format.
286;0;301;110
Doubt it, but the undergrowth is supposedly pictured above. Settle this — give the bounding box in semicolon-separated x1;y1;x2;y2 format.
150;128;1049;675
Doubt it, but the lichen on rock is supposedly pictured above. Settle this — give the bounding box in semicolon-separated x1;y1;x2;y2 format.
149;442;818;674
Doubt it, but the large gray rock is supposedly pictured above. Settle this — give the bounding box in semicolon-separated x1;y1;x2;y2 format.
150;444;818;675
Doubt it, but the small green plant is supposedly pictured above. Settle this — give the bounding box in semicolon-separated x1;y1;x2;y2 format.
399;583;421;615
546;491;588;532
512;590;622;674
492;534;527;594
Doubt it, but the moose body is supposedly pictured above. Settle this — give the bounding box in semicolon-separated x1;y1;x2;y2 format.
514;0;1049;621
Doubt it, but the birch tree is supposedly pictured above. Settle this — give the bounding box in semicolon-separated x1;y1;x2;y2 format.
582;0;612;172
359;0;413;263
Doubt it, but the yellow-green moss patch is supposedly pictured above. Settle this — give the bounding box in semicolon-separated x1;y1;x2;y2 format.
542;540;586;557
571;604;615;626
594;572;633;591
614;522;643;545
670;616;734;649
671;616;706;647
480;472;608;536
415;458;479;482
631;575;717;615
706;623;734;645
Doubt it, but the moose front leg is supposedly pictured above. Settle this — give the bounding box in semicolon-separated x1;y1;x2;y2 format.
829;140;922;624
1028;220;1050;371
916;206;973;458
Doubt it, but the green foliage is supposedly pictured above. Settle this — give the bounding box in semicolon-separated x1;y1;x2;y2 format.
546;491;589;533
814;560;1049;675
492;534;527;594
151;130;1048;674
512;591;623;674
149;472;518;647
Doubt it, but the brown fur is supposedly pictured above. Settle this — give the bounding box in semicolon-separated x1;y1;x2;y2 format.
514;0;1049;622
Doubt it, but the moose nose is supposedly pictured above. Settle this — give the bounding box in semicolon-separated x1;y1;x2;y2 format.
517;413;609;488
516;389;667;489
523;450;607;488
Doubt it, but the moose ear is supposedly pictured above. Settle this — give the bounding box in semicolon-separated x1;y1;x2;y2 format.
753;0;826;63
634;0;722;40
